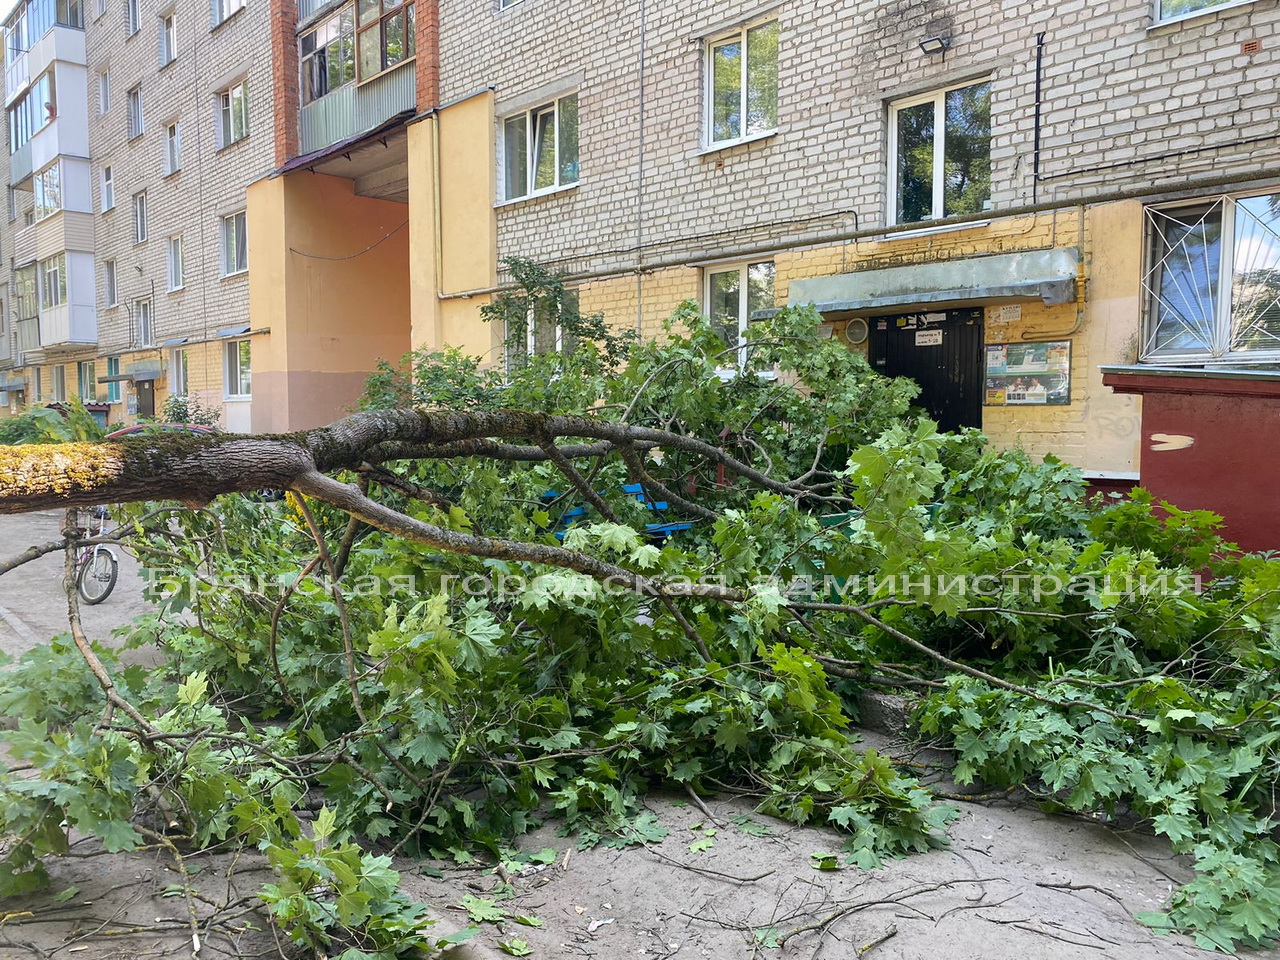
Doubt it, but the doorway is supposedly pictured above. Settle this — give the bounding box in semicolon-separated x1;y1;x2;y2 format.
136;379;155;418
868;308;984;433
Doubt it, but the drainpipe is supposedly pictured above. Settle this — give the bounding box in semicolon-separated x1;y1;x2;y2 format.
1033;31;1046;205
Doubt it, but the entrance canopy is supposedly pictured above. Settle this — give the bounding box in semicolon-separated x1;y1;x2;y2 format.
786;248;1079;316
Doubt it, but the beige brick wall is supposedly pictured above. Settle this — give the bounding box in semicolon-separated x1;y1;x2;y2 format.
438;0;1280;278
84;0;276;363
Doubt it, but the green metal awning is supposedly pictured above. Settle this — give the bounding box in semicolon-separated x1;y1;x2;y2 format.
786;248;1080;316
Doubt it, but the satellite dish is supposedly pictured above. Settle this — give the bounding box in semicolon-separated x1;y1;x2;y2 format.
843;318;869;345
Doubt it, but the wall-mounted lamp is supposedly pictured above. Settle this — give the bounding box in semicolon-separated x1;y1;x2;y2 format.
918;36;950;56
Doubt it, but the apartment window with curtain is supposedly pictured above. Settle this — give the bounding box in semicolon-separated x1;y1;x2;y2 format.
356;0;414;79
502;93;579;201
217;80;248;147
705;19;778;148
125;0;138;36
8;71;57;153
221;211;247;275
51;365;67;403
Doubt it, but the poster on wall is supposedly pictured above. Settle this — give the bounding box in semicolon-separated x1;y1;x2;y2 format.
984;341;1071;406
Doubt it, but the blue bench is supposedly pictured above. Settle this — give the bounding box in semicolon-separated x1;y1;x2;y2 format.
543;483;696;541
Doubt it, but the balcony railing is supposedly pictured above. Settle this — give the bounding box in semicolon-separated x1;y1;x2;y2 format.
10;139;32;186
4;49;28;106
38;303;96;347
298;60;414;155
16;317;40;355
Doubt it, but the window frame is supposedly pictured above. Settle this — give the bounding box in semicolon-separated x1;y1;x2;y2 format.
38;253;67;309
98;68;110;113
126;82;143;138
221;211;248;276
211;0;245;28
101;164;115;211
125;0;138;36
166;235;184;291
703;17;779;150
703;260;776;368
886;77;992;227
106;356;121;403
224;338;251;398
500;92;579;202
51;364;67;403
300;6;355;104
355;0;415;83
103;258;118;307
33;160;62;221
132;190;148;243
77;360;96;401
1141;190;1280;363
217;80;249;147
170;347;188;395
160;11;176;65
133;297;153;347
165;120;182;174
1153;0;1259;24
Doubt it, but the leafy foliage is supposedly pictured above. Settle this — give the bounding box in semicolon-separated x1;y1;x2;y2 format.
1;271;1279;954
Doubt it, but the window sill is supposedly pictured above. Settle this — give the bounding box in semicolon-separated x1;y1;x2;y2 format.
495;182;579;209
217;136;249;154
879;217;992;240
209;6;245;33
164;168;182;179
159;57;176;72
223;394;251;402
697;129;777;157
128;133;144;143
167;286;184;295
1148;0;1259;30
356;56;415;89
221;269;248;280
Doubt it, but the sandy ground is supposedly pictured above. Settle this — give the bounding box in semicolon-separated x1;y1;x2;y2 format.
0;511;1243;959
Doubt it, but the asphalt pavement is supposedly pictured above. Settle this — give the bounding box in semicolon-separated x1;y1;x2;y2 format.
0;509;153;662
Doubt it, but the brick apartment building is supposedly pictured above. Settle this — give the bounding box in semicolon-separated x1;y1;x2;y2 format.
0;0;1277;536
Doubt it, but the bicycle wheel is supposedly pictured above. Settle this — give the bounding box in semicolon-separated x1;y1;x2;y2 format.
77;549;119;605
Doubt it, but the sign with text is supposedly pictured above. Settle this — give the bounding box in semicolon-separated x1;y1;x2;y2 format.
915;329;943;346
984;340;1071;406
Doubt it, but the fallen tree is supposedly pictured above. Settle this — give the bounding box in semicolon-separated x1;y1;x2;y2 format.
1;285;1279;954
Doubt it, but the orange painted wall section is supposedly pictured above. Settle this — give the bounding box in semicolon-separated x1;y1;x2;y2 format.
248;172;411;432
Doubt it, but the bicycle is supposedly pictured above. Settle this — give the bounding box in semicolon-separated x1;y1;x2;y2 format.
75;506;119;605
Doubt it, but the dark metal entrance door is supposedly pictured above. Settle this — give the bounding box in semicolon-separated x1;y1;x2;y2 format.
136;379;155;418
869;308;984;433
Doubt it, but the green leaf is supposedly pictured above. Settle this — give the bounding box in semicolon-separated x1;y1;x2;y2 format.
498;938;533;956
460;895;507;924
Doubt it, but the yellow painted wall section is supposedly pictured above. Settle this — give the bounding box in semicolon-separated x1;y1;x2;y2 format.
412;92;498;358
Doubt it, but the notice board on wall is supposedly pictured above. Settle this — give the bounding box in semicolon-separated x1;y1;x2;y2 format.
984;341;1071;406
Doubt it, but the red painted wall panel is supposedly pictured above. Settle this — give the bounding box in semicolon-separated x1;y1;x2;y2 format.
1104;372;1280;552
